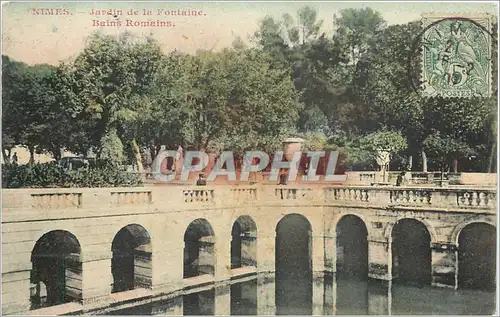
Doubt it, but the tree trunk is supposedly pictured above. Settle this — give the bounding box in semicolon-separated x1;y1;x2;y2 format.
51;147;62;161
199;147;206;174
29;146;35;164
452;158;458;173
421;149;428;172
408;155;413;171
487;141;496;173
149;145;157;164
130;139;143;172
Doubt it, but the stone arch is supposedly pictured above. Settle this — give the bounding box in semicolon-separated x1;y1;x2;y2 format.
335;214;369;279
275;213;313;315
274;212;316;234
231;215;257;269
328;212;370;236
183;218;216;278
455;220;496;291
450;217;496;246
391;218;432;285
30;230;82;309
111;224;152;293
385;216;438;243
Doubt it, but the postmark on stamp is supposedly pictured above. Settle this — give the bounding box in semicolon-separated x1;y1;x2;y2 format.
420;14;493;98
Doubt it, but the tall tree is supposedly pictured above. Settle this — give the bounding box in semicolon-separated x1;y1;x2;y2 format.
151;48;301;157
333;7;386;66
59;32;164;169
2;56;58;162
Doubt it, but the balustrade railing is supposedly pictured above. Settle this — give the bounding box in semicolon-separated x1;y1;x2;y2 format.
325;187;370;202
275;188;315;200
111;191;152;206
31;193;82;209
456;190;495;208
389;189;432;205
231;188;257;202
2;185;496;215
183;189;214;203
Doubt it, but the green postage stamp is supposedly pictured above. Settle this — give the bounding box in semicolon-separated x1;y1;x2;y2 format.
420;14;493;98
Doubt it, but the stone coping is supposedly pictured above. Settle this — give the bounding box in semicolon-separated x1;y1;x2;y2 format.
2;184;496;193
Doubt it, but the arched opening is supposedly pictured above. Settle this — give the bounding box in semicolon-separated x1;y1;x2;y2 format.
336;215;368;280
111;224;152;293
458;222;496;291
391;219;431;286
231;216;257;269
275;213;312;315
30;230;82;309
184;219;215;278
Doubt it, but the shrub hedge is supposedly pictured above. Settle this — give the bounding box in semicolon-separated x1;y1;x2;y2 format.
2;162;142;188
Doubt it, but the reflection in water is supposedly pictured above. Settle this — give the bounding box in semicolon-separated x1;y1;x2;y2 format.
231;279;257;315
183;289;215;315
101;274;495;315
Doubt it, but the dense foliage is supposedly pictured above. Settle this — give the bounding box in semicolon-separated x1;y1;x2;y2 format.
2;6;497;181
2;163;142;188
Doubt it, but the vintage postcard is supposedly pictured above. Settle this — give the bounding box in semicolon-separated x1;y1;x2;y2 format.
1;1;498;316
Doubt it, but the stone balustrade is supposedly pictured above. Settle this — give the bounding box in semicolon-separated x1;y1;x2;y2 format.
1;185;496;217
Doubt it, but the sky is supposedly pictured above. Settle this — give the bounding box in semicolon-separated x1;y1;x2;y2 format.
2;1;498;65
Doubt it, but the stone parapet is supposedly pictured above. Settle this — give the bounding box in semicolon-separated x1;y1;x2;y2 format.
2;185;496;219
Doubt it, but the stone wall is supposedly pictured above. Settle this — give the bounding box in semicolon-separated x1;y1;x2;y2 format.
1;185;496;315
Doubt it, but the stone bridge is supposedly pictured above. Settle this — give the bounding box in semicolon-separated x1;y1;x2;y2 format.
1;185;497;315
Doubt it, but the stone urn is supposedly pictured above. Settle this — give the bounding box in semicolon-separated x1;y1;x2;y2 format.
283;137;305;161
281;138;305;182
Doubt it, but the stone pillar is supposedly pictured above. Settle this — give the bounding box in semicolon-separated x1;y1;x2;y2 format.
431;242;458;289
215;235;231;280
324;233;336;275
257;273;276;315
257;233;276;273
368;237;392;281
323;272;336;315
81;252;113;306
311;233;326;315
312;274;324;316
214;283;231;315
367;279;391;315
151;245;184;294
2;270;31;315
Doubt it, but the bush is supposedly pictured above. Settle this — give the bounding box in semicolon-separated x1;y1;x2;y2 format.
2;163;142;188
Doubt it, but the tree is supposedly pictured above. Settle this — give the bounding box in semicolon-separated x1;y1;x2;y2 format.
333;8;386;66
360;130;408;175
2;56;59;162
423;132;474;172
253;16;291;64
58;32;164;170
152;48;301;157
2;55;26;160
